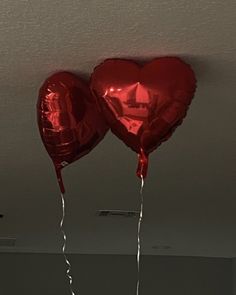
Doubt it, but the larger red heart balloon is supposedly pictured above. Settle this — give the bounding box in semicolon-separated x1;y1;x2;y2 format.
37;72;108;193
90;57;196;178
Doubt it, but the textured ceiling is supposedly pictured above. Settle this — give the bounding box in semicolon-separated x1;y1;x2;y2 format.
0;0;236;257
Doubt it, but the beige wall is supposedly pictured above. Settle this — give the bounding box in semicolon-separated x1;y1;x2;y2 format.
0;253;233;295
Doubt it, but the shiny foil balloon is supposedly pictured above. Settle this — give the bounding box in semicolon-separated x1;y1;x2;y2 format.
37;72;108;193
90;57;196;178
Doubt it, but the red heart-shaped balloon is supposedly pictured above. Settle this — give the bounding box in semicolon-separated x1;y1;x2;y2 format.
90;57;196;178
37;72;108;192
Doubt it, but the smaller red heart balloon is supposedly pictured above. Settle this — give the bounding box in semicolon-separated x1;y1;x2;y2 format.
37;72;108;193
90;57;196;178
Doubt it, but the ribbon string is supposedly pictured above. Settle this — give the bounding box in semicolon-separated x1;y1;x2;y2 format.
59;177;145;295
136;175;145;295
60;193;76;295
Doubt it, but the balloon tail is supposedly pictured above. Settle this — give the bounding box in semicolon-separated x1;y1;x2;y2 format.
136;175;145;295
55;167;65;194
60;192;76;295
136;149;149;179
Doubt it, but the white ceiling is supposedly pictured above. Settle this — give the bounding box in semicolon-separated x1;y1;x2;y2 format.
0;0;236;257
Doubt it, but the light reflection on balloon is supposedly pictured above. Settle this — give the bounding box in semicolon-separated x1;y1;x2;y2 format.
90;57;197;178
37;71;108;193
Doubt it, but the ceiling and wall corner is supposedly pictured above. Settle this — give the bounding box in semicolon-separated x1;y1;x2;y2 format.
0;0;236;257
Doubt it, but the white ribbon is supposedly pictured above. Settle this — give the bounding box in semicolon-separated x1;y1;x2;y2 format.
136;176;144;295
60;193;76;295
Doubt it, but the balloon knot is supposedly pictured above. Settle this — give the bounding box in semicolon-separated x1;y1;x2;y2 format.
136;149;149;179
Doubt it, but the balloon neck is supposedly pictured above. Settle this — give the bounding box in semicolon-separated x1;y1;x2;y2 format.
136;149;149;179
55;166;65;194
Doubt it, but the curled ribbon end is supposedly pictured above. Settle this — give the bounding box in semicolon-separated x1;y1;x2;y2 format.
136;149;149;179
55;166;65;194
